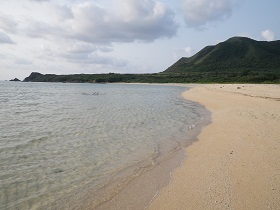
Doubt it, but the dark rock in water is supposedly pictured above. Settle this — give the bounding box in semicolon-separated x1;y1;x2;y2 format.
53;168;64;173
9;78;21;81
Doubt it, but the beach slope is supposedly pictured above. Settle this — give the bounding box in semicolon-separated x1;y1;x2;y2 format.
148;84;280;210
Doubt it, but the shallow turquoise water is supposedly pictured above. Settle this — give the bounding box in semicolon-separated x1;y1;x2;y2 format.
0;82;207;209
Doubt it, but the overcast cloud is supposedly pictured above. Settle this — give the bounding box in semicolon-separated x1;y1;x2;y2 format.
0;32;14;44
0;12;18;34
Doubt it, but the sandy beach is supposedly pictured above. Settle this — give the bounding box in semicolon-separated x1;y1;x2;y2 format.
148;84;280;210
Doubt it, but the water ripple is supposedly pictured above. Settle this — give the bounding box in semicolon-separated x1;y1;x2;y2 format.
0;82;205;210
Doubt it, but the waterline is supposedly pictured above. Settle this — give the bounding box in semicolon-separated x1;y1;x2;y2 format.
0;82;209;209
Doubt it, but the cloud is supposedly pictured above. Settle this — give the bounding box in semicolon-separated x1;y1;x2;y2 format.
0;12;18;33
63;50;129;70
67;0;178;43
21;17;68;39
0;0;178;78
60;51;129;73
14;58;33;65
173;47;195;60
181;0;234;28
46;4;74;21
17;0;178;44
65;42;98;54
261;30;276;41
39;40;127;69
0;31;15;44
183;47;194;57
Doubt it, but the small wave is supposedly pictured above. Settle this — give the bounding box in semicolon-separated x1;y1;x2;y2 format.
82;92;106;96
0;136;50;154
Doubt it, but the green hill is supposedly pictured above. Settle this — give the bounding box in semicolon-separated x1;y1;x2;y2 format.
164;37;280;74
23;37;280;84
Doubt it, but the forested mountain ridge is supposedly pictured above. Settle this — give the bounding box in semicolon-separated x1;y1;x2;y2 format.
164;37;280;74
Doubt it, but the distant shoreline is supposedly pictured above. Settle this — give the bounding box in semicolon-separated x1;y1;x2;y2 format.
21;71;280;84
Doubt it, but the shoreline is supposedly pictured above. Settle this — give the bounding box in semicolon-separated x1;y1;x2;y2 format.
92;85;211;210
1;82;210;210
148;84;280;210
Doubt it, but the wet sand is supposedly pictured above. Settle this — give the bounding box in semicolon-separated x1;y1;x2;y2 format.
148;84;280;210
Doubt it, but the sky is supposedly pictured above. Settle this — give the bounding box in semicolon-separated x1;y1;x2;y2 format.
0;0;279;80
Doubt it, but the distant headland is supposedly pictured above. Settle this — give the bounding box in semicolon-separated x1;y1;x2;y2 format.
23;37;280;84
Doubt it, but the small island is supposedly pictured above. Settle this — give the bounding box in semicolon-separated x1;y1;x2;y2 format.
9;78;21;82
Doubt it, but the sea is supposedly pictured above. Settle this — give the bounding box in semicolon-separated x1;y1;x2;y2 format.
0;81;210;210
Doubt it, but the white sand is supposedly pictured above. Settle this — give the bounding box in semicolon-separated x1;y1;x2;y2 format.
148;84;280;210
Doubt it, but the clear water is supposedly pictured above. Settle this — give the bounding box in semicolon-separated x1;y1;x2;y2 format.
0;82;207;210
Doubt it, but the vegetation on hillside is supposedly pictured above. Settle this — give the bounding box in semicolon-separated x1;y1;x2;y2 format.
23;37;280;84
23;71;280;84
164;37;280;75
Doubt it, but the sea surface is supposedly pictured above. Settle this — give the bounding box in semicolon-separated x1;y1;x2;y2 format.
0;81;209;210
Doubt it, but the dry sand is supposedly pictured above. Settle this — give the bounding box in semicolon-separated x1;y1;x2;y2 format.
148;84;280;210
